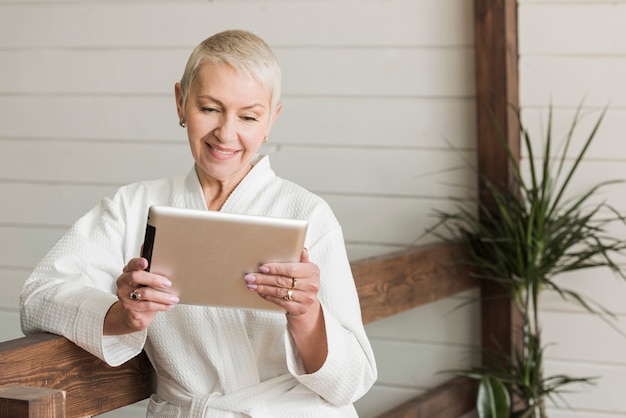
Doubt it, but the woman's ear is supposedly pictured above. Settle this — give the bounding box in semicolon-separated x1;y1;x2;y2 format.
269;102;283;129
174;82;184;120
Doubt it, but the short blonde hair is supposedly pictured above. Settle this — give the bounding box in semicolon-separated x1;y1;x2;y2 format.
179;30;282;113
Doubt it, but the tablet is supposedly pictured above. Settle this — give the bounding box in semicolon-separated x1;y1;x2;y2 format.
141;205;308;311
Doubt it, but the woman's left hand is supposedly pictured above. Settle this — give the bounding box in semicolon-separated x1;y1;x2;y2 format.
244;247;320;315
245;247;328;373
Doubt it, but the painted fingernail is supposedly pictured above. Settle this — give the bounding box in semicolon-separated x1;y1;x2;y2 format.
169;296;180;303
244;274;255;283
247;283;258;290
161;279;172;288
258;266;270;273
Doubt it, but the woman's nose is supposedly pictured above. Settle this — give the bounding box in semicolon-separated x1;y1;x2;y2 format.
214;114;237;143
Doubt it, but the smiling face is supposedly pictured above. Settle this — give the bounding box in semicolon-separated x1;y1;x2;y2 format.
175;62;281;196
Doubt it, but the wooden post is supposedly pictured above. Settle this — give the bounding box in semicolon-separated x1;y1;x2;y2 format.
0;386;65;418
473;0;524;365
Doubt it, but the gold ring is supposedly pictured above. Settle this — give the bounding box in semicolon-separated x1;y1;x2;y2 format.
284;289;294;302
290;278;297;290
130;290;142;301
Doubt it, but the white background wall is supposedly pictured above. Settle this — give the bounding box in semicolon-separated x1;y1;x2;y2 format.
4;1;626;417
519;0;626;417
0;1;480;417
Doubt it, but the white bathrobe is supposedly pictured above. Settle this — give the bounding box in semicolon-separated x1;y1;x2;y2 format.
20;155;377;417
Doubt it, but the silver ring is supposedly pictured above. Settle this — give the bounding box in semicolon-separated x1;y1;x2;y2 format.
284;289;294;302
130;290;142;301
290;278;297;290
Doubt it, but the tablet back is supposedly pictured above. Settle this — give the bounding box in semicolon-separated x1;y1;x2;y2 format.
141;205;308;311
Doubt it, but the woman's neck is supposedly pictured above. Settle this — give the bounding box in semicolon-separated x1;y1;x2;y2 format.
197;163;252;210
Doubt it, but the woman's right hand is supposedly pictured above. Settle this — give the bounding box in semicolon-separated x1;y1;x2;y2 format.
104;257;179;335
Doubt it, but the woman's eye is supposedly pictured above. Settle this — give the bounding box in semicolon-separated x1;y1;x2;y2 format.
242;116;259;122
201;107;219;113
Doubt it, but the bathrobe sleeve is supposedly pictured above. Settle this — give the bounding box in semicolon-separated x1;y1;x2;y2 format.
284;222;377;405
20;191;148;366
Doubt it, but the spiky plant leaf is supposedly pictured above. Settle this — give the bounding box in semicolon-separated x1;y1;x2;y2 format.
477;376;511;418
432;103;626;416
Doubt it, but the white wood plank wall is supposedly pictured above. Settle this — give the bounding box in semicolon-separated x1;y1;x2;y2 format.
0;1;479;416
519;0;626;416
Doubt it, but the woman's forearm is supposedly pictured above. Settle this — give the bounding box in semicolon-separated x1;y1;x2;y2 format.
286;300;328;374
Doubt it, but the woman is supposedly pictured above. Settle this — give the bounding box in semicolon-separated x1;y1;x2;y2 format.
20;30;377;417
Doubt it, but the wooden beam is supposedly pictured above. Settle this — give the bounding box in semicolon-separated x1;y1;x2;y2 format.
474;0;524;363
474;0;520;194
377;377;477;418
0;333;154;417
353;243;478;324
1;244;478;417
0;386;66;418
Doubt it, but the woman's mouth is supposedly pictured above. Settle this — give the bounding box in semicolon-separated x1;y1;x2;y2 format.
207;143;239;158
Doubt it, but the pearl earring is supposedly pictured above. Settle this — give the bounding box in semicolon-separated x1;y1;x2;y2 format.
179;119;187;128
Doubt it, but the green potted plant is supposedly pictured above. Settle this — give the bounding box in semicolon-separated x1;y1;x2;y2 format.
430;104;626;418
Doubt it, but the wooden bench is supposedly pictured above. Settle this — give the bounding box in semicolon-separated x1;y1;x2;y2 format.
0;243;480;418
